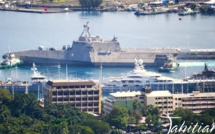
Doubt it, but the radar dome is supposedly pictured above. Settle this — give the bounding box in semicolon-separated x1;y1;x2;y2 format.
10;53;15;58
138;59;143;64
38;46;44;50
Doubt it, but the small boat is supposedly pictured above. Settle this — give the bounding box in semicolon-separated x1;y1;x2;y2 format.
190;63;215;79
158;58;179;72
178;8;198;16
0;53;23;69
135;7;168;15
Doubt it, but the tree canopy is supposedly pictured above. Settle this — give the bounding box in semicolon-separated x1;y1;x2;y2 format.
0;89;109;134
173;107;215;130
103;106;128;129
79;0;103;9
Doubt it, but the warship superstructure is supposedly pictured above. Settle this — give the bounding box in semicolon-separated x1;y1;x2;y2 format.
2;22;179;67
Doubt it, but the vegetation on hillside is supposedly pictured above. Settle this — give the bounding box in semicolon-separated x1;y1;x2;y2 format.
1;89;215;133
172;108;215;127
79;0;103;9
0;89;110;134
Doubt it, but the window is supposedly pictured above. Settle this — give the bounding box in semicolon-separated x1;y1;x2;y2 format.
94;91;99;94
64;91;69;95
52;92;57;95
82;91;87;95
70;91;75;95
87;86;92;88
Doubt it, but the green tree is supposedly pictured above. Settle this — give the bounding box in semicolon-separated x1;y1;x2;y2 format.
141;106;147;116
127;117;136;124
137;125;147;132
138;2;145;7
200;108;215;127
111;116;127;129
83;120;110;134
172;108;198;126
133;110;142;125
133;100;141;111
69;125;94;134
79;0;103;10
9;93;36;117
0;105;11;123
110;129;123;134
0;90;110;134
190;3;197;10
0;89;13;103
103;106;128;129
109;106;129;118
147;105;160;115
58;121;69;134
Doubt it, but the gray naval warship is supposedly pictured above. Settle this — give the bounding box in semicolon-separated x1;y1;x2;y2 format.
2;22;180;67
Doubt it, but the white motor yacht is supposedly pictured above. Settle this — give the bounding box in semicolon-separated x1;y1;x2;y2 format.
0;63;47;93
30;63;47;83
102;59;213;96
102;59;163;94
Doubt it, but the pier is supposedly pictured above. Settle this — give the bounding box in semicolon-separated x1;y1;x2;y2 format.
178;49;215;59
0;7;71;14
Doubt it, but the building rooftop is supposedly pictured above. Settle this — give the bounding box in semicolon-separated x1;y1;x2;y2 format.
145;90;215;98
146;90;172;97
204;0;215;4
173;91;215;98
46;80;96;87
110;91;143;98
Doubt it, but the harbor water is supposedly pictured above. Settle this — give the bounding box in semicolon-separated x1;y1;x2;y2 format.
0;11;215;82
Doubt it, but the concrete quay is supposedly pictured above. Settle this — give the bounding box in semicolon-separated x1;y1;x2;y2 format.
0;7;71;13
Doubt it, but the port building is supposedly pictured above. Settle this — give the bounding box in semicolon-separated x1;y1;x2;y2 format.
145;91;174;114
44;80;102;114
103;91;144;114
144;91;215;114
173;91;215;114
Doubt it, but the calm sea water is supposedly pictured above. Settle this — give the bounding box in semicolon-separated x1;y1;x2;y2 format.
0;11;215;81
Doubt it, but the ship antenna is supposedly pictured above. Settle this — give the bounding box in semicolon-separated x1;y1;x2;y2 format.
204;63;208;71
66;64;68;80
12;83;14;96
25;73;28;94
80;21;90;37
37;84;40;101
100;62;103;83
58;63;61;80
15;66;18;80
8;45;11;53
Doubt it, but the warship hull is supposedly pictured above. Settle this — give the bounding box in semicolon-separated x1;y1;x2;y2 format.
11;48;179;67
2;22;180;67
3;23;215;67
